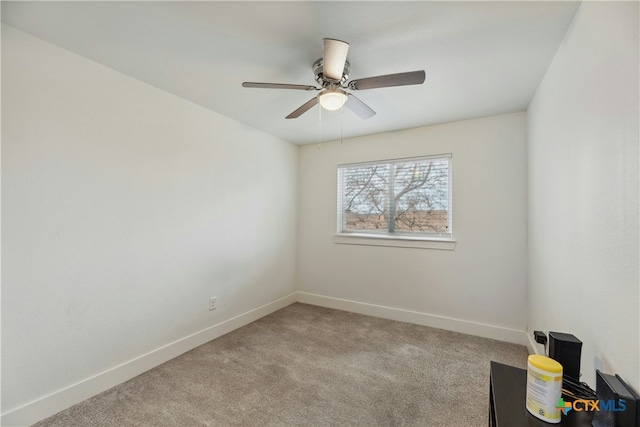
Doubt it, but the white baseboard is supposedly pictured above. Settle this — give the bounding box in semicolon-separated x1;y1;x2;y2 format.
527;331;544;355
296;291;530;348
3;291;532;426
1;292;297;427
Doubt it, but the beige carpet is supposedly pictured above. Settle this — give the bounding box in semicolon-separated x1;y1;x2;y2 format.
34;303;528;426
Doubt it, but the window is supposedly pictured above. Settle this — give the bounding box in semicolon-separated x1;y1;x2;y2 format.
337;154;452;239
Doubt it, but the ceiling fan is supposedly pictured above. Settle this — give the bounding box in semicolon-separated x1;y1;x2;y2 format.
242;38;426;120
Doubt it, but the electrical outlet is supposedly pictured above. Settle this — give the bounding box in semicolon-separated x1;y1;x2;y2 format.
209;297;217;311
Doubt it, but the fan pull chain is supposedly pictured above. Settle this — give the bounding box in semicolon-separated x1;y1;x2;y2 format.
340;104;344;144
317;102;322;149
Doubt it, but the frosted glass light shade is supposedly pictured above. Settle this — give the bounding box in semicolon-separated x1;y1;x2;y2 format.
318;89;348;111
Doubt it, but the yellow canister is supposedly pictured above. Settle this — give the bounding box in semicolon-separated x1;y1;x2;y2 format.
526;355;563;423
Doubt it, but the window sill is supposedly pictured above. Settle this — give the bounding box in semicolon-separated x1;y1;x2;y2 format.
333;233;456;250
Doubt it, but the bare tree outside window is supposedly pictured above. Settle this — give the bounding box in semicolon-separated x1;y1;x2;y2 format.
338;156;451;236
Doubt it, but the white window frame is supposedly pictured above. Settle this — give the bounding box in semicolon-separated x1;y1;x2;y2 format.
335;154;455;250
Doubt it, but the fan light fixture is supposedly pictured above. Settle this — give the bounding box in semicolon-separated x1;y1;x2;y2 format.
318;89;348;111
242;38;426;120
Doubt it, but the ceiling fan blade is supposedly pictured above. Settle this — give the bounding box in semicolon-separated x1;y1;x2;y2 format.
349;70;426;90
285;97;319;119
345;94;376;119
322;38;349;81
242;82;318;91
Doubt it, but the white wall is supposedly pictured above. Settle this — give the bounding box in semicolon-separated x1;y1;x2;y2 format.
527;1;639;390
1;25;297;423
297;113;528;337
5;1;638;422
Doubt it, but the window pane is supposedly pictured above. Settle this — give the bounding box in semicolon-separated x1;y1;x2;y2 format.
342;164;389;231
393;159;449;233
338;155;451;237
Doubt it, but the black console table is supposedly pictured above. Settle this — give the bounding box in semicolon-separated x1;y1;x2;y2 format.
489;361;593;426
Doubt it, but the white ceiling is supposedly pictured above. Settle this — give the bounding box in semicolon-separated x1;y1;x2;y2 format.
2;1;580;145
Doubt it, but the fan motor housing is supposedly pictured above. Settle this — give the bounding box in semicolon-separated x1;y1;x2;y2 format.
313;58;350;86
